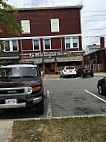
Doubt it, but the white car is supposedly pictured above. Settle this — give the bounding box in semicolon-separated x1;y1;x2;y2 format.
60;66;77;78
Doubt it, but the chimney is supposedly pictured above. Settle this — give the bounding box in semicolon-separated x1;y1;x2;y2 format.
100;37;105;49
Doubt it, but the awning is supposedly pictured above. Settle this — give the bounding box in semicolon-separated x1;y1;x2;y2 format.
44;58;55;63
57;56;83;62
20;58;42;64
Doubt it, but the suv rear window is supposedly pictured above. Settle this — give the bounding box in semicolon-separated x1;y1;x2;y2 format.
66;67;74;69
0;67;38;78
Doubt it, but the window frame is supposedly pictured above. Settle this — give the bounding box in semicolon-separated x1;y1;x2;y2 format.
65;37;79;49
21;20;30;34
51;19;60;33
43;39;51;50
4;40;19;52
33;39;41;51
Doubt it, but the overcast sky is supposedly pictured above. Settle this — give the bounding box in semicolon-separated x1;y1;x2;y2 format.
7;0;106;50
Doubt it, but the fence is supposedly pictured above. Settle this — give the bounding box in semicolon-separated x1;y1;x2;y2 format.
86;64;103;72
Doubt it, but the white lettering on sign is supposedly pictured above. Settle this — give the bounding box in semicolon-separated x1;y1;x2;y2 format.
29;51;69;58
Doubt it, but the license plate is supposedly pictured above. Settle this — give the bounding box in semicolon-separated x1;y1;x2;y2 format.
5;99;17;104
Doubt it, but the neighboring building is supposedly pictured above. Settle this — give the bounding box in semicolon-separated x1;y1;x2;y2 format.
0;6;84;74
84;37;106;72
85;44;100;54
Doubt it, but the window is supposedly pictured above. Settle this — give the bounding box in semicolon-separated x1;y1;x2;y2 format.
51;19;59;32
44;39;51;50
65;38;70;49
4;40;18;52
65;37;79;49
33;40;40;51
21;20;30;34
5;41;10;51
73;37;79;48
12;40;18;51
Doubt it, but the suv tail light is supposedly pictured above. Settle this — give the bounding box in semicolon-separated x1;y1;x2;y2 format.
83;69;85;72
64;70;66;72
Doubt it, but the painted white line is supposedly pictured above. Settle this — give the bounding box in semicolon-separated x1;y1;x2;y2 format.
85;90;106;104
47;91;52;118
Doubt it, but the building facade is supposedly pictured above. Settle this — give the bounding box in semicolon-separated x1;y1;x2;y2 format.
0;6;84;73
85;44;100;55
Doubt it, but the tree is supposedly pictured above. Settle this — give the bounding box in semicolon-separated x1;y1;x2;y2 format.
0;0;22;48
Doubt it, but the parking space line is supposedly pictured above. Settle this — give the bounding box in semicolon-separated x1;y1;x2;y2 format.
47;91;52;118
85;90;106;104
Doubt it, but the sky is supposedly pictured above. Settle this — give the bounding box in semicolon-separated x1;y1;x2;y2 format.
7;0;106;50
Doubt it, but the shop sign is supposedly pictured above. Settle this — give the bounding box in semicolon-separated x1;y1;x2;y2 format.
30;52;69;58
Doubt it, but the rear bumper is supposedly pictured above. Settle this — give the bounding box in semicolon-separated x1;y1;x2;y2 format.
0;96;42;109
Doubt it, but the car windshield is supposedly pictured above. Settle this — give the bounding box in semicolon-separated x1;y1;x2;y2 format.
0;67;38;78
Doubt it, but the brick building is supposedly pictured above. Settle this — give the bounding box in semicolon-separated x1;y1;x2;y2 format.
0;6;84;73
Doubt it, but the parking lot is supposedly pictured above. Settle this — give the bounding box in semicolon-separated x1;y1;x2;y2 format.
44;74;106;118
0;74;106;120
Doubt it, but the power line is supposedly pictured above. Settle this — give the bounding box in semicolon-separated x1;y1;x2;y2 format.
83;27;106;32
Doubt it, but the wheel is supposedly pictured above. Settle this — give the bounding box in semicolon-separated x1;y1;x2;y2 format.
81;74;84;78
91;73;94;77
98;85;103;95
36;98;44;115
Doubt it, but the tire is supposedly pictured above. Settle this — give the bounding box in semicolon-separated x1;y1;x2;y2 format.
36;98;44;115
98;85;103;95
91;73;94;77
81;74;84;78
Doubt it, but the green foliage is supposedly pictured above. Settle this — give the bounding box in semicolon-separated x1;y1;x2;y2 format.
0;0;22;35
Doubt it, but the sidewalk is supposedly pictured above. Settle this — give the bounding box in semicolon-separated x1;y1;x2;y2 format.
0;121;13;142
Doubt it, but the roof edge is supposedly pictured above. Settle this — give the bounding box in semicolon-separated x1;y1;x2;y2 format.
14;5;83;11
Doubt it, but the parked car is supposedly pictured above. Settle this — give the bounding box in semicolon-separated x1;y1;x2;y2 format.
0;63;44;114
97;77;106;95
60;66;77;78
81;67;93;77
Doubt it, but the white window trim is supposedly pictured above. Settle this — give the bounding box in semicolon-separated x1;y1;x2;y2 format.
51;19;60;33
72;37;79;49
65;37;71;50
33;39;41;51
65;37;79;49
21;20;30;34
43;39;51;50
4;40;19;52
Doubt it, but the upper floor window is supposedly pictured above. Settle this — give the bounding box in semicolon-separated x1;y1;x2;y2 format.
33;40;40;51
65;37;79;49
65;38;70;49
12;40;18;51
4;40;18;52
21;20;30;34
5;41;10;51
51;19;59;32
73;37;79;48
44;39;51;50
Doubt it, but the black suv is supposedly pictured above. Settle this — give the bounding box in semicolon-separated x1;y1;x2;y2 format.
77;67;93;77
97;77;106;95
0;63;44;114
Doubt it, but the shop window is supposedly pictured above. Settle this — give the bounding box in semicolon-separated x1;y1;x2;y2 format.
33;40;40;51
44;39;51;50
